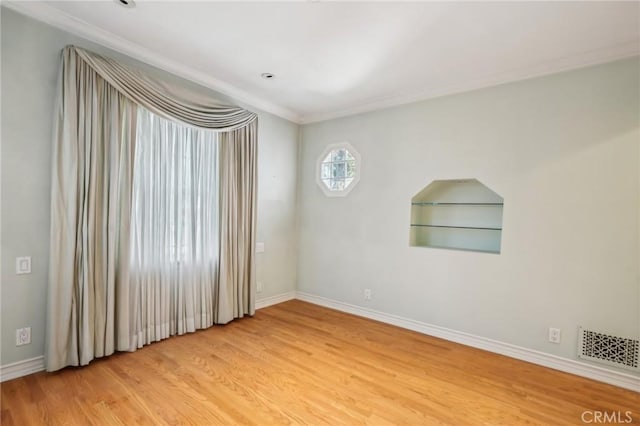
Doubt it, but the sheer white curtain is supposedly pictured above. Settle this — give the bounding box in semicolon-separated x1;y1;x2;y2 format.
127;107;219;350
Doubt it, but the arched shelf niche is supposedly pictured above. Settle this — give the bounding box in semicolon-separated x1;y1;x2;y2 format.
410;179;504;254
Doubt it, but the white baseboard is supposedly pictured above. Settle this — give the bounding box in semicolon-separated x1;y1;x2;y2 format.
0;293;296;383
295;291;640;392
0;356;45;383
256;291;296;310
3;293;637;392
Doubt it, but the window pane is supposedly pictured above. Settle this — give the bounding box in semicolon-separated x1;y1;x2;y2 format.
321;163;331;179
332;162;346;179
131;107;219;267
346;160;356;178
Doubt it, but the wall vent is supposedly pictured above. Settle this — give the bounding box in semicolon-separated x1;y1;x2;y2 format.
578;327;639;370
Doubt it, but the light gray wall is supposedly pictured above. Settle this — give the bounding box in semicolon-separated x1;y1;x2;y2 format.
0;8;299;365
298;57;640;372
2;7;639;378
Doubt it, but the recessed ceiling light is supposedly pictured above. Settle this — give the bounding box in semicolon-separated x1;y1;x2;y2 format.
113;0;135;8
261;73;275;80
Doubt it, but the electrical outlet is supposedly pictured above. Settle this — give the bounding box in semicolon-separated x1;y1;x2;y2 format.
548;327;561;344
257;281;263;293
16;327;31;346
364;288;372;301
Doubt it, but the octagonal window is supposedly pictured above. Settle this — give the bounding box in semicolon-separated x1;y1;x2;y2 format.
316;143;361;197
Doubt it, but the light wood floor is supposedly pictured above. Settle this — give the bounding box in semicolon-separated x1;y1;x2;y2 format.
1;300;638;425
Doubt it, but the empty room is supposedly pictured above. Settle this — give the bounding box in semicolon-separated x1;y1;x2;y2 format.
1;1;639;424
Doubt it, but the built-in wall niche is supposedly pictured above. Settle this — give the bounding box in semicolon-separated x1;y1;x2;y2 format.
410;179;504;254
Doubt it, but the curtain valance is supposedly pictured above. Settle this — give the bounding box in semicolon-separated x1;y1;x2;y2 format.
66;46;257;130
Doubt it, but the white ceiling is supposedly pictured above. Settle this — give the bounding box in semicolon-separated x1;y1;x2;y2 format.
7;1;640;123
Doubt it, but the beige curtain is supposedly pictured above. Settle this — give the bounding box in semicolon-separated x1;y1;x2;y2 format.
46;46;257;372
217;123;258;323
47;49;137;369
73;47;256;130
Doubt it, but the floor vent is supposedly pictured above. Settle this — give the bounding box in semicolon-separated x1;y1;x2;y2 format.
578;327;639;370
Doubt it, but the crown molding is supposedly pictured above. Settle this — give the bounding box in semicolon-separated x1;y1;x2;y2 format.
3;1;638;127
299;40;640;124
1;1;301;124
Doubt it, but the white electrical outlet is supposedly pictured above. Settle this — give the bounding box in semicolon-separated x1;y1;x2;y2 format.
16;327;31;346
548;327;561;344
364;288;372;300
257;281;263;293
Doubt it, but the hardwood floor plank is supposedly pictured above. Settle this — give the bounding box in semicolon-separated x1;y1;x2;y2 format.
1;300;638;425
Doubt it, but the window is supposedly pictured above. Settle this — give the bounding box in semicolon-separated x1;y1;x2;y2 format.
130;107;219;268
316;142;361;197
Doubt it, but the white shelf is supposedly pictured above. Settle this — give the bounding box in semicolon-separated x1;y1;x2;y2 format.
409;179;504;254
